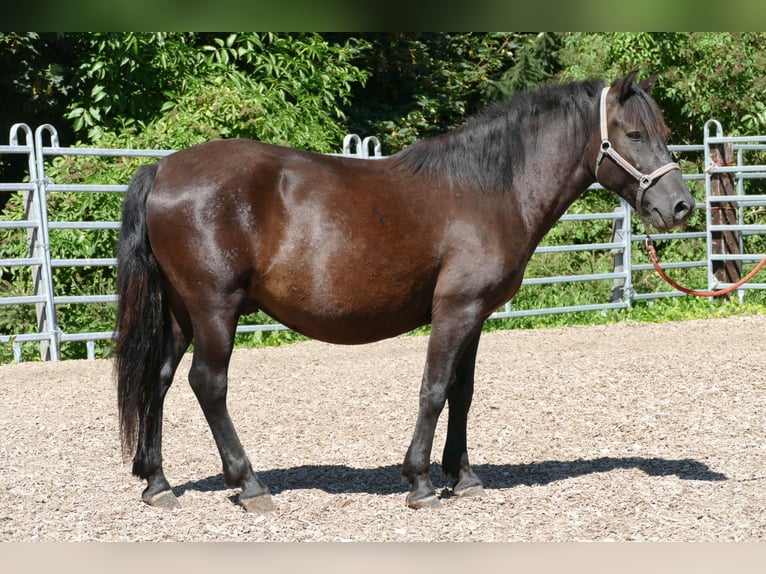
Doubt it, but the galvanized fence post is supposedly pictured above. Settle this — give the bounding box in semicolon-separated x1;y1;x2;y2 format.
31;125;61;360
609;199;634;306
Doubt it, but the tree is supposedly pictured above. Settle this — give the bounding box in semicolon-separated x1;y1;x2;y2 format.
557;32;766;141
0;33;77;145
484;32;563;99
64;32;369;152
0;33;78;212
327;33;523;153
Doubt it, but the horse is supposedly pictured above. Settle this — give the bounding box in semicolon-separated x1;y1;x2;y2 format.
114;71;695;513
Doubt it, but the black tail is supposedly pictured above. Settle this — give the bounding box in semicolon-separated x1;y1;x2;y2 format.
114;163;162;461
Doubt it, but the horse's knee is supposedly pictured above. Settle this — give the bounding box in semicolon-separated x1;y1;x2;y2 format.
419;380;450;417
188;361;227;401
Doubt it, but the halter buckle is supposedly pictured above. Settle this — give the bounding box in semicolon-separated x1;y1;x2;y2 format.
639;175;653;190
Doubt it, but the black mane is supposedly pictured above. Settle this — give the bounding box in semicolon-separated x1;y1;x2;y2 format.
393;79;604;193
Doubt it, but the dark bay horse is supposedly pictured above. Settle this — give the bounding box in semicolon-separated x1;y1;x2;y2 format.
115;71;695;512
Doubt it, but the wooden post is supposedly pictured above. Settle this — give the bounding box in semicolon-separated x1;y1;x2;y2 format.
709;142;741;298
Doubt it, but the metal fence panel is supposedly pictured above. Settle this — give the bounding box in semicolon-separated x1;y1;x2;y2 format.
0;124;58;360
2;124;766;362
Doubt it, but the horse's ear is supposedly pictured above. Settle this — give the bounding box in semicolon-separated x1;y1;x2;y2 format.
615;69;640;103
638;73;657;93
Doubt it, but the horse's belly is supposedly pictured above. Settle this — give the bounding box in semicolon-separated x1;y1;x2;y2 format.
283;312;428;345
252;272;433;345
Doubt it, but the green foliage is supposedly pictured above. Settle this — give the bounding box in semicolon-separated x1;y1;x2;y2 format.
558;32;766;142
335;32;520;153
0;33;77;182
0;153;129;360
485;33;563;98
65;33;368;152
661;33;766;137
65;33;196;138
235;314;309;349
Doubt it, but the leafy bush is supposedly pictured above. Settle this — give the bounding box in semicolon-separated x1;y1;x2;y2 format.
558;32;766;142
66;33;368;152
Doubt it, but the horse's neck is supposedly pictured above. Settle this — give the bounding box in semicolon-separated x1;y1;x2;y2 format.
510;133;596;237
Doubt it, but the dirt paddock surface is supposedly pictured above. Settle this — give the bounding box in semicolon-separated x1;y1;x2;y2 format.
1;315;766;542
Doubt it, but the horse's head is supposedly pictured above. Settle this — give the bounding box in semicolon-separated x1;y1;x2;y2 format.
592;71;695;231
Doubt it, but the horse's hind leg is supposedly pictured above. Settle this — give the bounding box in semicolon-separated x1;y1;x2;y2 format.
187;307;274;513
442;332;486;499
133;298;191;508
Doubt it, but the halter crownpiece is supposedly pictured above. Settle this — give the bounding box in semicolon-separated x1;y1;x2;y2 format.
594;86;681;213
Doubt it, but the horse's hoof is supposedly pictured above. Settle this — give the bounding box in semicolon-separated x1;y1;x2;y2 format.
454;484;486;499
144;490;181;509
406;494;443;510
240;493;276;514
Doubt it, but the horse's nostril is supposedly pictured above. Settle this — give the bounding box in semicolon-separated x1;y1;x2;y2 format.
673;200;693;223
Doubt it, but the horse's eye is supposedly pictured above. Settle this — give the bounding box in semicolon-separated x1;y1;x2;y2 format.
627;131;642;142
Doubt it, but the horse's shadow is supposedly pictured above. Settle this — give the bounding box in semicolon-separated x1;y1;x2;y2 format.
171;456;727;499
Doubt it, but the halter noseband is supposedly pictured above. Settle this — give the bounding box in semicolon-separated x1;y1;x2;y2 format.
594;86;680;214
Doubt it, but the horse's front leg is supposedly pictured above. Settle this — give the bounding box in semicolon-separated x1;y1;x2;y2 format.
401;313;484;509
442;331;486;498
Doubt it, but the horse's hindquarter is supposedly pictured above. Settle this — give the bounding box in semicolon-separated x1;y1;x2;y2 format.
146;140;456;344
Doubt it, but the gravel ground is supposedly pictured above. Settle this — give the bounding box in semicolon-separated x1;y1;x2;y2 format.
1;315;766;542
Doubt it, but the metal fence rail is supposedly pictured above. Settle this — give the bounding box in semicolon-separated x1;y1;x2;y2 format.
2;122;766;362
